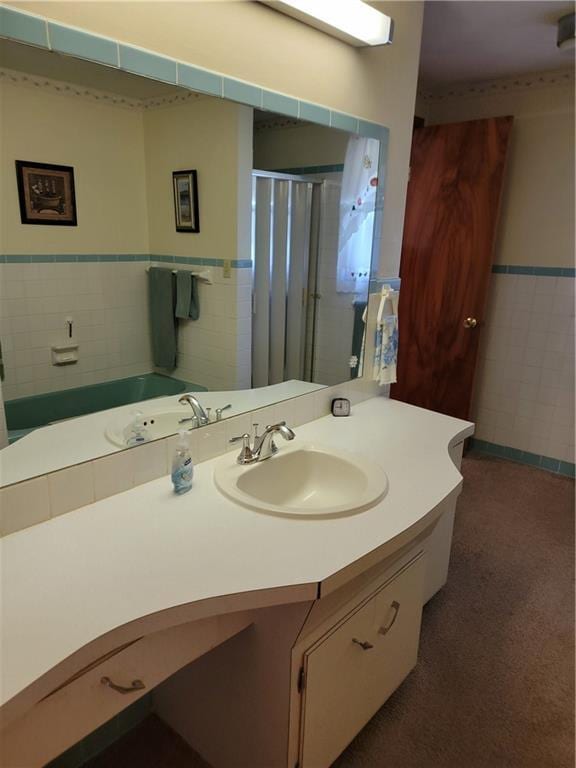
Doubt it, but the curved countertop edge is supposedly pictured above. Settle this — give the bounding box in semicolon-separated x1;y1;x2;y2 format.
0;398;474;726
0;583;317;729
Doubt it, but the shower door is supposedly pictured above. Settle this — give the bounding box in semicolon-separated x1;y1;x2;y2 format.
251;172;318;388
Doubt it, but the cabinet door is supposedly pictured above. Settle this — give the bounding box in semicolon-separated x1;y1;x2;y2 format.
300;555;424;768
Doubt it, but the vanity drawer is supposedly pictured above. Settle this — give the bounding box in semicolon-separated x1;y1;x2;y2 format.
1;612;252;768
299;554;424;768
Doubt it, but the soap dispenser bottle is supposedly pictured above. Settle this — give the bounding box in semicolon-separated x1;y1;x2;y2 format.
171;430;194;495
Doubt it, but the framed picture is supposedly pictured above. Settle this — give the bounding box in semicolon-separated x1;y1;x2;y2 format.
173;169;200;233
15;160;77;226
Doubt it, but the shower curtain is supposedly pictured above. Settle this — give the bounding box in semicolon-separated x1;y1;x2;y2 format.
336;136;380;294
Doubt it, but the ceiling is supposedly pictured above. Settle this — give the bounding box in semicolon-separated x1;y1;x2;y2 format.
419;1;575;88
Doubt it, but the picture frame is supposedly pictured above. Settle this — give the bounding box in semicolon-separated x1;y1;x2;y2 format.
172;169;200;233
15;160;77;226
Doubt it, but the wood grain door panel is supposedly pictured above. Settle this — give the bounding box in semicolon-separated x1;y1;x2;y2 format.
391;116;513;419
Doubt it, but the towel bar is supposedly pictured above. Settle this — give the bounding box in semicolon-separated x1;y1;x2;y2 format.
146;267;212;284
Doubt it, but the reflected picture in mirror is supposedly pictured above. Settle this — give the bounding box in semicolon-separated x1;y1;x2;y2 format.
173;169;200;232
0;37;384;486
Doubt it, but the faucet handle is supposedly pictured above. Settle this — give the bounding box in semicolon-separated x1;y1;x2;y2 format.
230;434;254;465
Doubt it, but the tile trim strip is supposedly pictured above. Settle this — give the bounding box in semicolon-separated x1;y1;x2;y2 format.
272;164;345;175
470;438;575;478
492;265;575;277
0;254;253;267
0;6;389;140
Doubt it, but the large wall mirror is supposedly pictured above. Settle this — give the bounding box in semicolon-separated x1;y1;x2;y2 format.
0;37;385;485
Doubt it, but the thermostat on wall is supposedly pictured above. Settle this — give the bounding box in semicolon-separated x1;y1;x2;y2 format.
331;397;351;417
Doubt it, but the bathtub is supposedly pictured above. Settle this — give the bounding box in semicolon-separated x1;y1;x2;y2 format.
5;373;206;443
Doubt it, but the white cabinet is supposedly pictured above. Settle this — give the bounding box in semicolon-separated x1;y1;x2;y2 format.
298;554;425;768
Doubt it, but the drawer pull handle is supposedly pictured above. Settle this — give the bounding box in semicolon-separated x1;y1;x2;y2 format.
352;638;374;651
101;676;146;694
378;600;400;636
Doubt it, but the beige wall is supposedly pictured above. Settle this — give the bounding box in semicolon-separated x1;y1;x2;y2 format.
254;123;348;170
144;95;252;260
424;78;575;268
9;0;425;276
0;76;149;255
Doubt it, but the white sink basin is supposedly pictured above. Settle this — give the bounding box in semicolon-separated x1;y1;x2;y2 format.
105;408;192;447
214;444;388;518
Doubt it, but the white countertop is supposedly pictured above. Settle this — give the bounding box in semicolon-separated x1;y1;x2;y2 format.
0;397;473;717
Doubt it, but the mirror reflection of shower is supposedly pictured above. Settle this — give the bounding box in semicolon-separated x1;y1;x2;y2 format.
251;117;379;387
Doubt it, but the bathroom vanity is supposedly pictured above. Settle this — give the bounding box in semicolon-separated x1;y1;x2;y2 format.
0;398;473;768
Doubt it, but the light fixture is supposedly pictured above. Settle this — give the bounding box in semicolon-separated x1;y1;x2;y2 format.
260;0;394;47
557;12;575;52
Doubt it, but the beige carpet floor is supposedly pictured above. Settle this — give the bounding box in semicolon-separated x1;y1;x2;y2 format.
85;454;575;768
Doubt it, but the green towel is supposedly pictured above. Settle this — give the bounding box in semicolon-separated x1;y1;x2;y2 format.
175;270;200;321
148;267;177;369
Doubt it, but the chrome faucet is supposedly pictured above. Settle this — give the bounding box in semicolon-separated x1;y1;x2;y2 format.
230;422;295;464
178;394;209;426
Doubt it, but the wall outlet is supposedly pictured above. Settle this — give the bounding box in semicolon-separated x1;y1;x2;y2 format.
223;260;232;278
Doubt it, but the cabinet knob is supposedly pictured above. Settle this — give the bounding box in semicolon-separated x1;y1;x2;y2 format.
101;676;146;695
352;638;374;651
463;317;478;329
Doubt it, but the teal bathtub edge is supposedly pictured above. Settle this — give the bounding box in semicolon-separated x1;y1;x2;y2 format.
469;438;575;478
5;373;207;437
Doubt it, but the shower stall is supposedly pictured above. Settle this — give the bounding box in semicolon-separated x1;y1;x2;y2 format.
251;171;367;389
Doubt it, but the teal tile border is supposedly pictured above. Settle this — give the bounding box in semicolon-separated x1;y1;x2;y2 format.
358;120;389;141
0;254;253;267
119;44;177;84
470;438;575;478
492;265;575;278
48;23;118;67
0;5;48;48
299;102;331;126
177;63;222;97
330;111;360;133
262;91;299;118
0;6;391;169
272;164;344;175
222;77;262;108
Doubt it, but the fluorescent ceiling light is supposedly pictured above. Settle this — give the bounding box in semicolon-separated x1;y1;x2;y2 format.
261;0;394;47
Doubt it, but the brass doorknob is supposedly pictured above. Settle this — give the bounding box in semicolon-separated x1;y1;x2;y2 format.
463;317;478;329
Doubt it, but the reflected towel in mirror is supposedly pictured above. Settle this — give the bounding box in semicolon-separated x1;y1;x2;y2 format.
175;270;200;321
148;267;177;369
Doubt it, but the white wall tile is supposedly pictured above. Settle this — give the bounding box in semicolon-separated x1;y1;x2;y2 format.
132;439;168;485
49;463;95;517
473;272;575;462
93;450;134;501
0;476;51;536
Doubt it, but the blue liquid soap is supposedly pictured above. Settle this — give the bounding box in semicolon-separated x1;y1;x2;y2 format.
171;430;194;494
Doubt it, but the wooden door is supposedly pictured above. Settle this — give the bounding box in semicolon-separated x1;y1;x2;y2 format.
391;117;513;420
